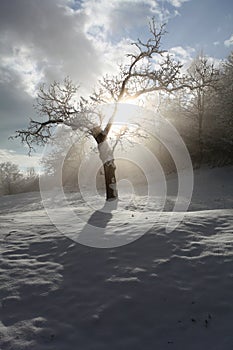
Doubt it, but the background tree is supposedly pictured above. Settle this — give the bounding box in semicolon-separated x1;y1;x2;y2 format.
157;54;220;166
204;51;233;165
180;54;219;164
0;162;22;195
0;162;40;195
210;52;233;135
152;52;233;167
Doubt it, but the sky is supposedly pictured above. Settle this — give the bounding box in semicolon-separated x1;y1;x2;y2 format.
0;0;232;170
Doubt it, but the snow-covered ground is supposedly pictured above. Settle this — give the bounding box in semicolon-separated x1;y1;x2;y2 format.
0;166;233;349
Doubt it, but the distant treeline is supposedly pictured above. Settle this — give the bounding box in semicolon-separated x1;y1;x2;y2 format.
0;162;39;196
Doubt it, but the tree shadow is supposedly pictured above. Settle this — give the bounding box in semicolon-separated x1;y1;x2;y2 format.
77;199;119;247
86;199;118;228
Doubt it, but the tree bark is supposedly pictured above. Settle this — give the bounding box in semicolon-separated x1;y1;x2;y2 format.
98;140;118;200
103;161;118;200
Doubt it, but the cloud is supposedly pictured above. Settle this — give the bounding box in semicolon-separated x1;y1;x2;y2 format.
0;0;103;93
0;65;36;148
0;0;105;162
0;0;185;97
0;0;176;96
0;66;37;150
0;149;41;170
79;0;182;74
81;0;163;39
167;0;189;8
224;34;233;47
169;46;195;65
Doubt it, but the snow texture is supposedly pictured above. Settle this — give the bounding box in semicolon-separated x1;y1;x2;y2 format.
0;166;233;349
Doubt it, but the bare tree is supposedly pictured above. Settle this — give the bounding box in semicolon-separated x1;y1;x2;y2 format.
212;52;233;135
0;162;22;195
203;51;233;165
14;19;195;201
184;54;219;163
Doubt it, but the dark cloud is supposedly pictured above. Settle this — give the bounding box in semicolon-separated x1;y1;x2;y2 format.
0;0;102;87
0;68;35;149
0;0;104;158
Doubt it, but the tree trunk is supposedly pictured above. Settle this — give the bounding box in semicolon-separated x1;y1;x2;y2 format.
103;161;118;200
98;140;118;201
